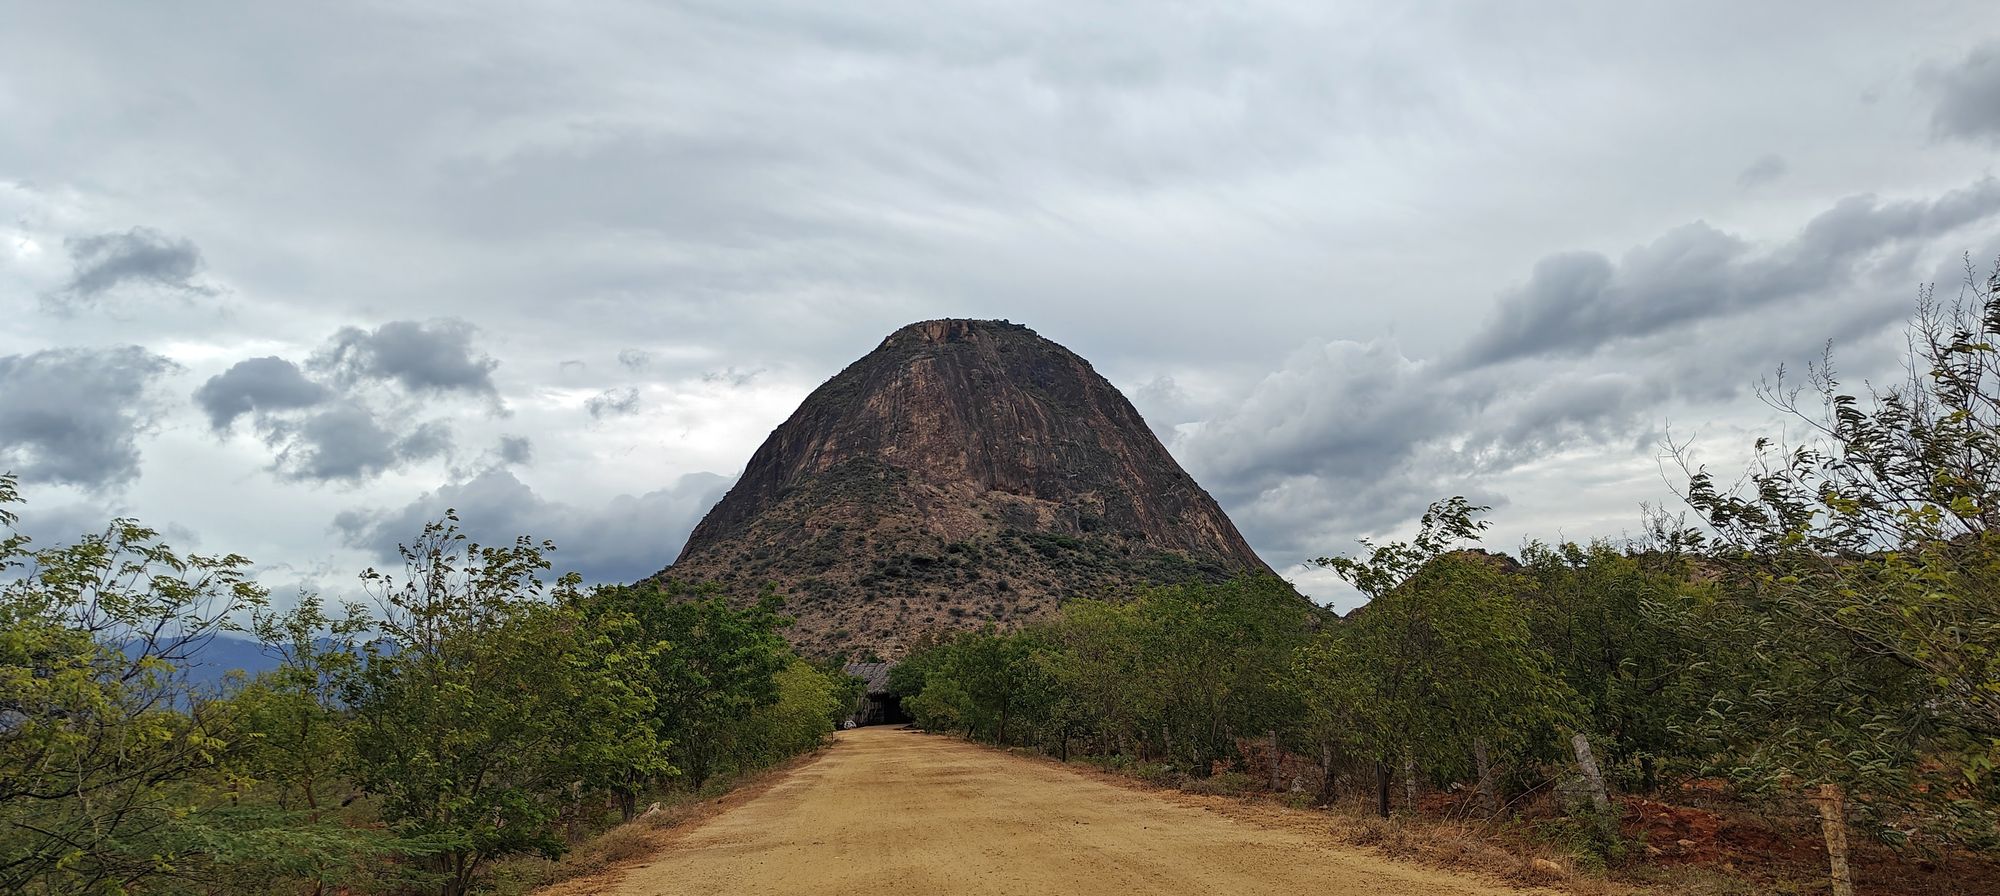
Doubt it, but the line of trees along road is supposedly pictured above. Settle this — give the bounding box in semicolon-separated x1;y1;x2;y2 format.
0;502;859;896
895;263;2000;889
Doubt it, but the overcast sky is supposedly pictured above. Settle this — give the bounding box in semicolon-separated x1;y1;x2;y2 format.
4;2;1998;611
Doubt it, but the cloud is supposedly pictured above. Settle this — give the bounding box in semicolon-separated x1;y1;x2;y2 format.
1737;153;1786;188
1167;340;1476;552
265;404;451;482
0;347;177;490
6;499;119;549
198;320;517;482
1167;336;1700;560
1168;224;1981;561
1179;341;1456;491
311;319;501;401
585;386;641;419
1456;179;2000;368
192;356;332;431
1923;41;2000;144
495;435;534;466
6;1;1997;610
700;367;762;387
51;226;212;304
617;349;651;370
335;468;733;583
1130;375;1200;440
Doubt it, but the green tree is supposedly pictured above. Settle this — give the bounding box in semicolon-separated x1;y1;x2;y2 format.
900;626;1040;742
231;595;370;819
1516;540;1704;791
1672;260;2000;851
0;476;269;895
1127;576;1312;775
733;659;848;766
1311;499;1579;808
581;581;793;794
1289;627;1389;805
1039;598;1145;757
341;514;665;896
0;484;270;896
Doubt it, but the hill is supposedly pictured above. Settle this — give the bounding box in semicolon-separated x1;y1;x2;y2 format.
655;318;1277;657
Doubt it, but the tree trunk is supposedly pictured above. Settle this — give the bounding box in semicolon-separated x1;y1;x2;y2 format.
1816;783;1856;896
1570;733;1615;836
1474;738;1499;816
567;781;585;843
1375;762;1391;818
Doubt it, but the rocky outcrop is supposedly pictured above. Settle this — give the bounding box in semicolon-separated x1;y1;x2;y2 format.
656;319;1277;658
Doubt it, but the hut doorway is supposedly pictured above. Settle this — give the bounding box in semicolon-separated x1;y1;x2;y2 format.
843;661;908;727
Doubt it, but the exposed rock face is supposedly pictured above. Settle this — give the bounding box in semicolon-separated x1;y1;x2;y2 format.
658;319;1275;658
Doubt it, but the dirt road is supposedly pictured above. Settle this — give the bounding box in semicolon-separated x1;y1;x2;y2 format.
564;727;1545;895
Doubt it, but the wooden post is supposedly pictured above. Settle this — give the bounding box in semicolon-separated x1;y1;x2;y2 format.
1317;742;1337;805
1375;762;1391;818
1570;734;1615;836
1474;738;1499;816
1816;783;1855;896
1403;751;1418;811
1269;730;1282;791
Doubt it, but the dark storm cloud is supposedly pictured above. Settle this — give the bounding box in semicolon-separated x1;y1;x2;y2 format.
52;227;212;303
193;357;331;431
266;405;451;482
1457;179;2000;368
335;468;732;583
0;347;176;490
585;387;641;419
1923;41;2000;144
1737;154;1786;188
311;319;500;400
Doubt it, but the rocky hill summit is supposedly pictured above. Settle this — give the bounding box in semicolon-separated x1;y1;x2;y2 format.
656;319;1277;658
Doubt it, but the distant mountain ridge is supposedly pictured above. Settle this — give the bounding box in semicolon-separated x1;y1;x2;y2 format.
656;319;1281;658
122;634;281;693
